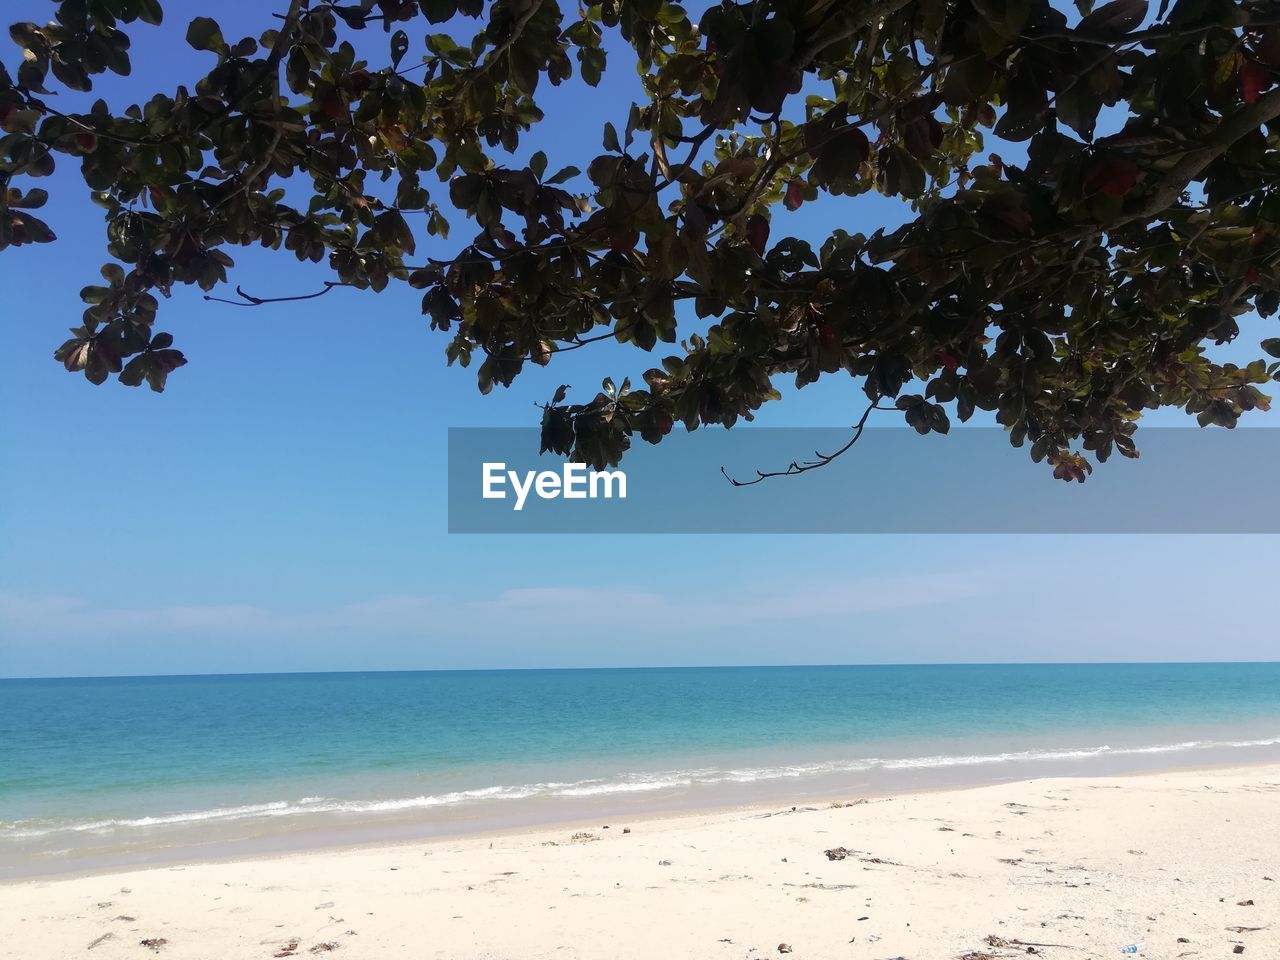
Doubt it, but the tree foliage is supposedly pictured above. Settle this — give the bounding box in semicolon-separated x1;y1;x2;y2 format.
5;0;1280;480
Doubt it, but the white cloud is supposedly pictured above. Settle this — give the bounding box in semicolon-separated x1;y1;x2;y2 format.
0;569;988;646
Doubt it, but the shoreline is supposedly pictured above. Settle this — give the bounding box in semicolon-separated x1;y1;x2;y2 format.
10;727;1280;885
5;757;1274;885
2;763;1277;959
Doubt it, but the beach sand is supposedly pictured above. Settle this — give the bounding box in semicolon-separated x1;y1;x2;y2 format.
2;765;1276;959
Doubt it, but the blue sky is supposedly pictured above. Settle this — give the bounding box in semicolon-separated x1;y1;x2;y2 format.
2;2;1278;677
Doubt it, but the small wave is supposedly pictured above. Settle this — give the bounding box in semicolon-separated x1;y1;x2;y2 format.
5;733;1277;841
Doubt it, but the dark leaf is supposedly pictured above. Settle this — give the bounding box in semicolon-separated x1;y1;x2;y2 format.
1077;0;1147;38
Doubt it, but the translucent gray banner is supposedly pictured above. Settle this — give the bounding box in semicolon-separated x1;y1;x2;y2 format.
447;427;1280;533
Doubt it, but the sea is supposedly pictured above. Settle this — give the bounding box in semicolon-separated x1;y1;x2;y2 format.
2;663;1279;879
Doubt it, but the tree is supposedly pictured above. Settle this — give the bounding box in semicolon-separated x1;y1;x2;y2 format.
4;0;1280;482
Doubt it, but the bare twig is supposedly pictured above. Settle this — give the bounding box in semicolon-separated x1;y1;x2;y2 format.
721;401;891;486
203;281;350;306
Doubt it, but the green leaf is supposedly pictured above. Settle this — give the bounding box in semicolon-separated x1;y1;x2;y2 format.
390;30;409;69
1077;0;1147;38
9;188;49;209
811;127;870;187
455;142;487;172
545;165;580;185
578;45;605;86
138;0;164;25
971;0;1031;41
508;46;539;95
185;17;224;53
529;150;547;180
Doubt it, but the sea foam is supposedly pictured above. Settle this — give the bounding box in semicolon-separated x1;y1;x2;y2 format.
5;733;1277;841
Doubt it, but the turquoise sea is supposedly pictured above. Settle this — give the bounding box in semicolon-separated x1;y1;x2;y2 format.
3;663;1280;878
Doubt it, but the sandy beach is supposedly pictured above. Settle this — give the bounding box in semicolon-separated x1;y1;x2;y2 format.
2;764;1276;960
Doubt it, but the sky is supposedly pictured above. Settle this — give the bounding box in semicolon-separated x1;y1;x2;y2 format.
2;2;1278;677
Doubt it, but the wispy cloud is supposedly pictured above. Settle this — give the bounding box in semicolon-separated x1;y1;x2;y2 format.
0;569;989;645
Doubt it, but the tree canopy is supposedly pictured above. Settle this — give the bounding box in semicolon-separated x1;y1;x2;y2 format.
4;0;1280;481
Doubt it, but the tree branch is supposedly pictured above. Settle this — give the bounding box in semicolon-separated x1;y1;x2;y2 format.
1122;88;1280;224
721;401;891;486
203;281;350;306
196;0;303;134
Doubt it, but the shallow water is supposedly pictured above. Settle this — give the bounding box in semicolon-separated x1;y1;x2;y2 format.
2;663;1279;878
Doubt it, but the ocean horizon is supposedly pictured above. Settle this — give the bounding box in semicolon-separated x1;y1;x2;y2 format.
4;662;1280;879
7;657;1280;680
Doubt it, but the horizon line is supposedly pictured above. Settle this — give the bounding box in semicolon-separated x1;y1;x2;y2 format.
2;660;1277;682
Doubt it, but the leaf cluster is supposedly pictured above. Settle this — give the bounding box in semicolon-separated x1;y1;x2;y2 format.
4;0;1280;477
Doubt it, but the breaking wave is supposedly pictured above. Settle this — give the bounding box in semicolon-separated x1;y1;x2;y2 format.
5;734;1277;841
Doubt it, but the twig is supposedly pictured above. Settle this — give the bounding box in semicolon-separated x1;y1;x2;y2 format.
203;281;349;306
720;401;891;486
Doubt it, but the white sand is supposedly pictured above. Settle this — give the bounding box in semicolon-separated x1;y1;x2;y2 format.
3;765;1277;959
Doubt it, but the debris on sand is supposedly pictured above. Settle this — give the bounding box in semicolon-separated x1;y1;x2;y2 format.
309;943;339;953
821;844;902;866
87;933;114;950
569;832;598;843
1227;926;1265;933
984;935;1009;948
273;941;299;957
777;943;793;953
139;939;168;952
1233;946;1245;955
1237;899;1255;906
